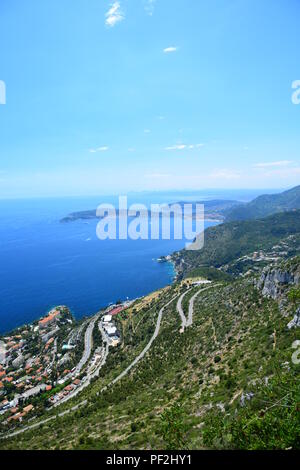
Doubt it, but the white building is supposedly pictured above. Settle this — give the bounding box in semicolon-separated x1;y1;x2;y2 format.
104;325;117;336
192;280;212;286
103;314;112;323
0;341;6;365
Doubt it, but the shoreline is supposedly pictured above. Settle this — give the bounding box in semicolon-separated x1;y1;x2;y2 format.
0;217;219;336
0;257;178;338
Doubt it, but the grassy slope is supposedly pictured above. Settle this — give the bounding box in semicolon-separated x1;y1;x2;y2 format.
1;270;299;450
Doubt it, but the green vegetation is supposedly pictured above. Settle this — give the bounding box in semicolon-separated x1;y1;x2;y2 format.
1;260;299;449
185;266;232;282
160;403;189;450
225;184;300;222
203;369;300;449
1;210;299;450
288;287;300;306
173;209;300;278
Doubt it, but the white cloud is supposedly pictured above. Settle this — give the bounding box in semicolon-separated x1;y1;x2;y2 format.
165;143;204;151
254;160;293;168
263;167;300;177
165;144;186;150
190;144;204;149
163;46;177;53
145;173;172;178
210;169;241;179
145;0;156;16
105;2;124;27
89;146;109;153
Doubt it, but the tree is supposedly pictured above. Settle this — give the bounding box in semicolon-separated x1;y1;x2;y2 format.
160;403;188;450
288;288;300;306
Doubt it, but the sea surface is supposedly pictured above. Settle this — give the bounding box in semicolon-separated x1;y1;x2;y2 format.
0;190;269;333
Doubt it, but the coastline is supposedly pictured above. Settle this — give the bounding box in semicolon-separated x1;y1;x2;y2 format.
0;258;178;337
0;214;218;335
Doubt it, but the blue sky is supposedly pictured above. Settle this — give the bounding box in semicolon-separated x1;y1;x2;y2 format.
0;0;299;198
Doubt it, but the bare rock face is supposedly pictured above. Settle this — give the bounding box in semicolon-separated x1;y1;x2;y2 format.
287;307;300;329
256;262;300;300
257;269;294;299
256;258;300;327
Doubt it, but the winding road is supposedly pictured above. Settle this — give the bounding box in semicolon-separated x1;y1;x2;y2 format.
3;286;218;440
53;321;109;407
107;293;179;388
176;290;190;331
177;283;222;329
75;315;99;375
1;293;179;440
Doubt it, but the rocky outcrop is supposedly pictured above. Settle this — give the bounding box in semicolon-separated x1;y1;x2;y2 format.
287;307;300;329
256;262;300;300
256;258;300;328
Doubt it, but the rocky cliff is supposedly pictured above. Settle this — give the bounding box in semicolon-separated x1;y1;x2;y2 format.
256;257;300;327
257;268;299;300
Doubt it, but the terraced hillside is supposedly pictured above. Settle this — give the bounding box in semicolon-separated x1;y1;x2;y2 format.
1;257;299;450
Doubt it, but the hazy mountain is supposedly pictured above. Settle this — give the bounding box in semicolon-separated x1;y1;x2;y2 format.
225;185;300;222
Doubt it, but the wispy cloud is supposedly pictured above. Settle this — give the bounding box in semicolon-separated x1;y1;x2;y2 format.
165;143;204;151
145;0;156;16
210;169;241;179
105;1;124;27
263;167;300;177
145;173;172;178
254;160;293;168
89;146;109;153
165;144;186;150
163;46;177;53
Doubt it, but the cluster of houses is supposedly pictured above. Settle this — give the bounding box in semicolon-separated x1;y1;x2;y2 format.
0;345;55;423
49;377;82;405
0;301;131;427
0;307;77;424
1;402;35;424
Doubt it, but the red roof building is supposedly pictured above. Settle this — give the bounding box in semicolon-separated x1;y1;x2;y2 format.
109;306;124;316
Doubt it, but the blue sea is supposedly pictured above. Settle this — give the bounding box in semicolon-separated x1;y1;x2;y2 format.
0;190;268;333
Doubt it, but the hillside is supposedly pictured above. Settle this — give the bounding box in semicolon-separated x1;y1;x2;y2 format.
0;212;299;451
172;209;300;278
0;253;299;450
225;185;300;222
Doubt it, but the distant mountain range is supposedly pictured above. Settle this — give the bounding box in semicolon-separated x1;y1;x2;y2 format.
225;185;300;222
60;199;240;223
60;186;300;224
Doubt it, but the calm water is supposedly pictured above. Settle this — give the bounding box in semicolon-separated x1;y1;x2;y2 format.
0;190;267;333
